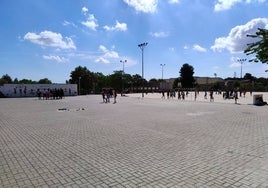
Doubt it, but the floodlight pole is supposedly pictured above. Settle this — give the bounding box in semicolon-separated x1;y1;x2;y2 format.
160;64;165;80
237;58;246;79
78;76;81;95
160;64;165;90
138;42;148;98
120;60;127;94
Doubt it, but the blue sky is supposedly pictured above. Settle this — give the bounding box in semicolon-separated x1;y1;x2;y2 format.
1;0;268;83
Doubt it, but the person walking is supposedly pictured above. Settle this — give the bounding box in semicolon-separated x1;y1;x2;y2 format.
113;89;117;104
210;90;214;102
234;90;238;104
101;89;106;103
204;91;207;99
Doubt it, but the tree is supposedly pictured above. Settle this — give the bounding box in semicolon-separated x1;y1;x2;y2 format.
148;78;159;88
244;28;268;64
93;72;107;93
18;79;36;84
123;73;133;92
108;71;123;91
132;74;144;87
243;73;255;81
179;63;195;88
0;74;12;85
13;78;19;84
69;66;94;95
172;78;179;89
38;78;52;84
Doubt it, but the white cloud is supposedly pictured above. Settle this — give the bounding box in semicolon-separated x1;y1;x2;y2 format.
183;45;189;50
103;20;127;31
95;57;110;64
214;0;241;11
24;31;76;49
96;45;119;64
211;18;268;53
193;44;207;52
214;0;267;11
43;55;69;63
82;7;88;15
99;45;108;53
168;0;180;4
62;21;77;28
104;51;119;59
81;14;99;31
150;31;169;38
123;0;158;13
230;62;241;68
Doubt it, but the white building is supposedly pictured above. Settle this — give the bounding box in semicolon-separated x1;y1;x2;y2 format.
0;84;77;98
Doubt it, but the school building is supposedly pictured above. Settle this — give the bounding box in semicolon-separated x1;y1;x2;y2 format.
0;84;77;98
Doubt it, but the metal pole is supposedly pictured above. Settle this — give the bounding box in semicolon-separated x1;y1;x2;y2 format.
142;48;144;97
160;64;165;80
237;58;246;79
160;64;165;90
120;60;127;94
240;61;242;79
78;76;81;95
138;42;148;98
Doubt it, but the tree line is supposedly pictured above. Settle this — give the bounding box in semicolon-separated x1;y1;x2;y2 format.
0;74;52;85
67;66;163;95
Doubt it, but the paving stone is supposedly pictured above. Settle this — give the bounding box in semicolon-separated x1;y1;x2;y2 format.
1;94;268;187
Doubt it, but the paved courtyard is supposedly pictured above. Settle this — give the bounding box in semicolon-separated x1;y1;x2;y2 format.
1;93;268;188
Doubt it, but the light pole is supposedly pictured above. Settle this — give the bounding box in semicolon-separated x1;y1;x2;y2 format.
78;76;81;95
120;60;127;74
160;64;165;80
120;60;127;94
160;64;165;90
237;58;246;79
138;42;148;98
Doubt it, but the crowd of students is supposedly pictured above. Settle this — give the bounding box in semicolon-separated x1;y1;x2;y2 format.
101;89;117;104
37;88;64;100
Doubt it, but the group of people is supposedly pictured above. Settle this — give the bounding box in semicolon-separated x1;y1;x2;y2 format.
99;88;267;106
161;89;215;102
37;88;64;100
101;89;117;104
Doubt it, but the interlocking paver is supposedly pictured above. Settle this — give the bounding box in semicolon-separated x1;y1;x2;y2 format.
1;94;268;187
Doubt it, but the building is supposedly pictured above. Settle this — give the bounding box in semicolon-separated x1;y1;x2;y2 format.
159;77;224;90
194;76;224;85
0;84;77;98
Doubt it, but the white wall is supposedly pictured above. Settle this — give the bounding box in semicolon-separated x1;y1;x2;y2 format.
0;84;77;97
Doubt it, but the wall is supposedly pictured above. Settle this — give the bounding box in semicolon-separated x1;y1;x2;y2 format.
0;84;77;98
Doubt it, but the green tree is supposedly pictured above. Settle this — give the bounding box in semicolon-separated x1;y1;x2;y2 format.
69;66;94;95
148;78;159;88
233;81;241;89
172;78;179;89
123;73;133;92
38;78;52;84
19;79;36;84
243;73;255;81
108;71;123;91
0;74;13;85
93;72;107;93
13;78;19;84
244;28;268;64
132;74;144;87
179;63;195;88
